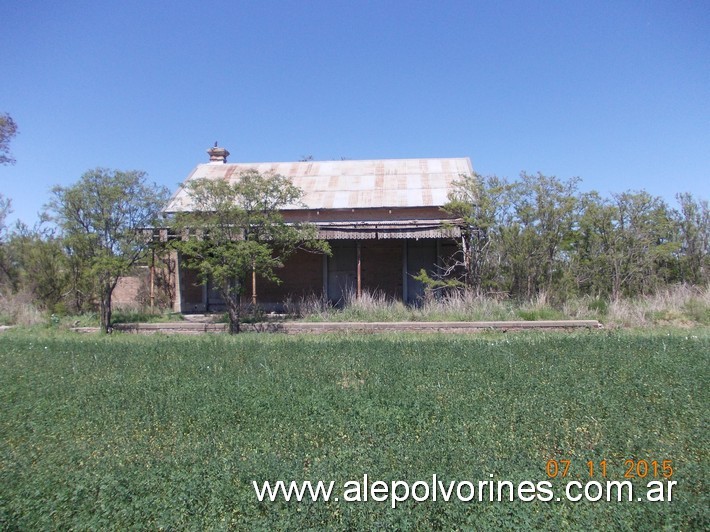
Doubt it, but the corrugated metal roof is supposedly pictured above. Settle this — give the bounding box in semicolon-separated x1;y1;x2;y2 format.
165;157;473;212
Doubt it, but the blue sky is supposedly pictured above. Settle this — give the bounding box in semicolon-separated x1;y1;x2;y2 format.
1;0;708;225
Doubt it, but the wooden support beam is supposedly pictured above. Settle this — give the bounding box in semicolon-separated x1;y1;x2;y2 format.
173;251;183;313
356;240;362;299
322;253;328;304
402;240;408;304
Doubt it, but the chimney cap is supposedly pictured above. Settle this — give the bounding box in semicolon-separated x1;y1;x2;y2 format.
207;143;230;163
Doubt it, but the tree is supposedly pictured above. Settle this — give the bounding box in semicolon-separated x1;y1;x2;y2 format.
575;190;676;300
5;221;68;312
573;191;617;297
673;192;710;285
0;195;10;238
502;173;580;300
171;169;329;334
611;191;675;298
0;112;16;284
435;172;581;300
0;113;18;166
48;169;169;332
0;195;13;286
439;173;510;294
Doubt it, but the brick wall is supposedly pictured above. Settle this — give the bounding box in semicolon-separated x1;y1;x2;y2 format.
112;274;145;308
113;258;178;310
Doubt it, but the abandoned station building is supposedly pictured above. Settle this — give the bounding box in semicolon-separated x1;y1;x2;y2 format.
165;145;472;312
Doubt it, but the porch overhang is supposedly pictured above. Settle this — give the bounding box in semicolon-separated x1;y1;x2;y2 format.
143;219;463;242
315;220;461;240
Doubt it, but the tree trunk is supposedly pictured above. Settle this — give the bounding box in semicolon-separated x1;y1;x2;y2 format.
611;261;622;302
227;299;240;334
224;281;242;334
99;285;113;334
461;233;471;288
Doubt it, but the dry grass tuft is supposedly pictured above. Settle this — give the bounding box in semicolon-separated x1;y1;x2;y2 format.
0;290;45;326
605;284;710;327
288;284;710;327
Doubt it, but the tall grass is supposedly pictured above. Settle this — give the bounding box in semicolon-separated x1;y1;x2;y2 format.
0;290;44;326
289;284;710;327
110;307;185;324
2;284;709;328
605;284;710;327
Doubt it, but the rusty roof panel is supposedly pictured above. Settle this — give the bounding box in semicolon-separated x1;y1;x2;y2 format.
165;157;473;212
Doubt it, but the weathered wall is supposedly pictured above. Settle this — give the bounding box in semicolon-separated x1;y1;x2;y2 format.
257;249;325;303
176;237;461;312
113;256;177;310
361;240;403;299
112;274;145;308
180;264;205;312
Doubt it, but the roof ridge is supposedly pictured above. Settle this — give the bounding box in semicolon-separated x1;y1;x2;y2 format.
198;157;471;165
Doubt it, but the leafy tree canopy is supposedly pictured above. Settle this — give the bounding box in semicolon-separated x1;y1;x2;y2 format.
0;113;18;166
48;168;169;332
171;169;329;333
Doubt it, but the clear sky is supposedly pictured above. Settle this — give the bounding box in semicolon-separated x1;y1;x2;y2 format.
1;0;708;225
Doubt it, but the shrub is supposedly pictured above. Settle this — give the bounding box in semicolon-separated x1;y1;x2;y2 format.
683;298;710;325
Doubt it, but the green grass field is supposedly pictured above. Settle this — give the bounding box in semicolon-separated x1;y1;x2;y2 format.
1;329;707;529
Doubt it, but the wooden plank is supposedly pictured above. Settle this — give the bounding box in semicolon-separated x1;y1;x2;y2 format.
356;240;362;299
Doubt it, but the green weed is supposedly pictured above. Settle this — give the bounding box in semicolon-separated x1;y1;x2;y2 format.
683;298;710;325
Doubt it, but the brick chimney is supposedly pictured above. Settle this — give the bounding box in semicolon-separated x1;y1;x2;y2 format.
207;142;230;163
